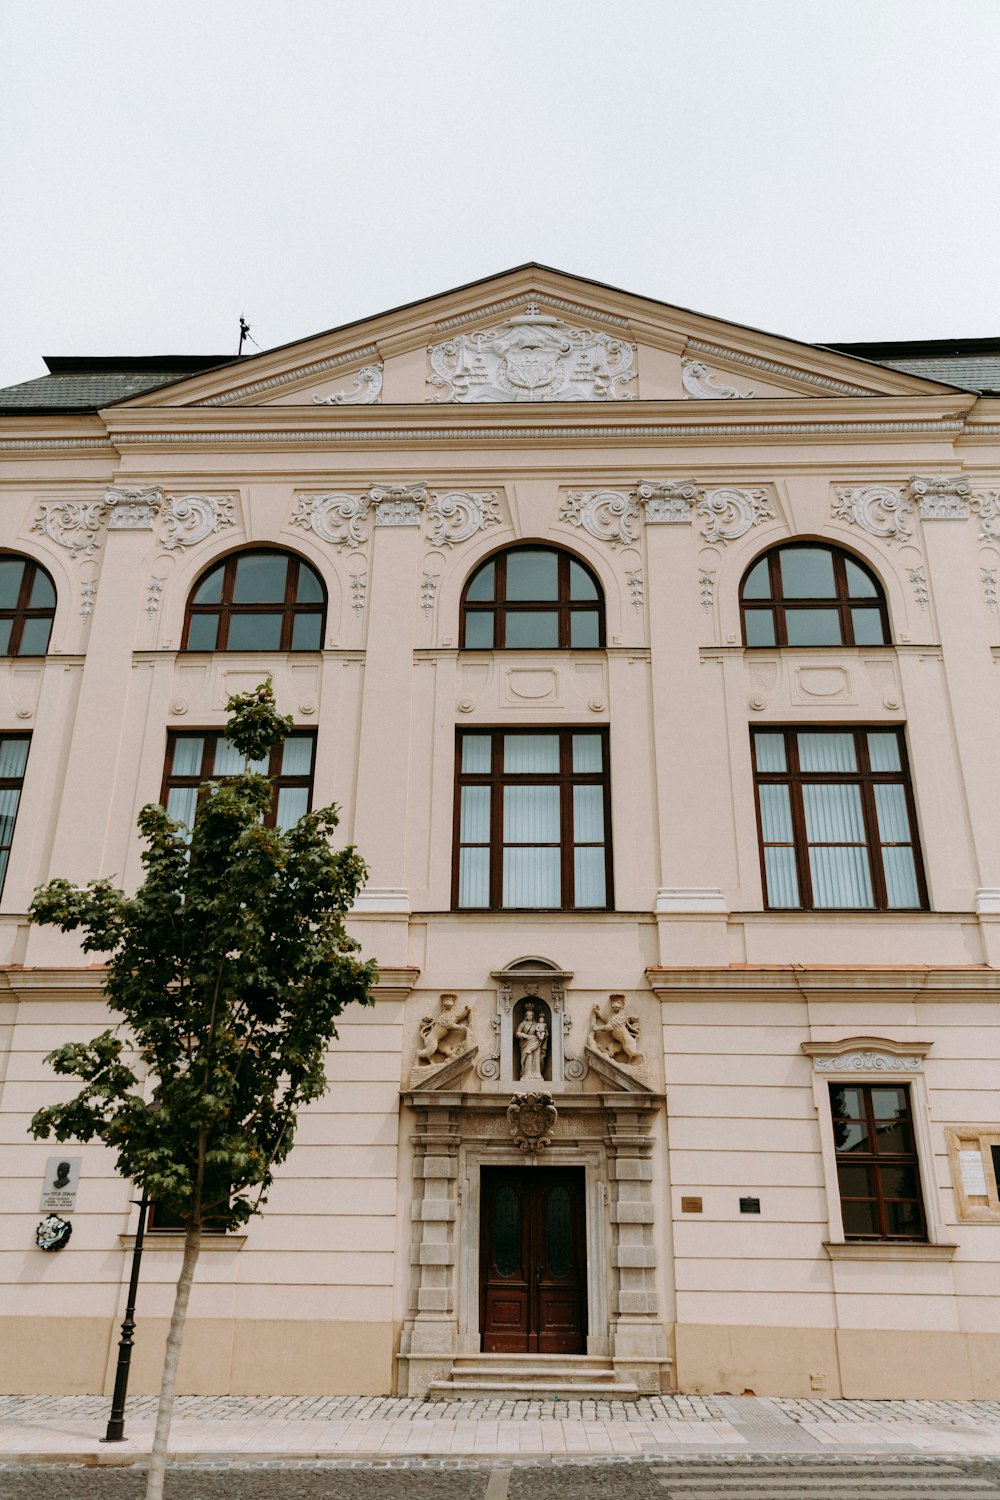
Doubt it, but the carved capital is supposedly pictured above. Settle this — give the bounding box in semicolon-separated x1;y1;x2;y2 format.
105;485;163;530
371;483;427;527
906;475;970;519
636;478;702;525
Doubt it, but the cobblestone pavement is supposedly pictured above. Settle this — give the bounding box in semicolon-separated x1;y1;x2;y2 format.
5;1456;1000;1500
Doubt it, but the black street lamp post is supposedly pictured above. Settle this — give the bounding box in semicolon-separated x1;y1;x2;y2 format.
102;1186;149;1443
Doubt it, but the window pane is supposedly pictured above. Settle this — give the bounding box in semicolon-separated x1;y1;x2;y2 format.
232;553;288;603
573;785;604;842
504;735;559;773
572;734;602;772
28;571;55;608
832;1120;869;1152
754;733;787;772
574;847;606;906
779;547;836;597
742;559;771;599
797;732;857;773
759;783;793;841
873;782;912;844
0;788;21;845
874;1117;915;1154
802;782;865;843
744;609;776;646
171;737;205;777
466;561;495;602
0;621;12;656
18;618;51;655
0;560;24;608
166;786;199;828
503;846;560;907
464;612;494;649
569;561;598;600
276;786;309;829
0;849;11;889
504;785;560;842
851;607;885;645
214;739;268;776
808;844;874;908
842;1200;879;1236
457;847;490;907
462;735;492;773
784;608;843;646
871;1086;908;1120
226;614;282;651
186;614;219;651
294;564;324;603
291;613;322;650
281;737;313;776
193;565;224;604
460;785;490;842
867;732;901;772
844;559;878;598
831;1086;865;1118
882;846;920;908
505;549;558;600
837;1163;874;1197
885;1199;923;1237
570;611;600;647
0;739;28;779
504;611;559;648
764;846;800;907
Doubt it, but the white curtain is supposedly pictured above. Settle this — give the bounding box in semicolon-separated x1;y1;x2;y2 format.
574;848;605;906
798;732;857;773
764;847;800;907
874;784;919;906
276;786;309;830
280;737;312;776
867;733;901;772
458;849;490;907
754;733;787;772
0;739;28;780
213;738;267;776
166;786;198;829
503;734;559;774
462;735;491;773
503;847;560;907
572;734;602;773
803;782;873;906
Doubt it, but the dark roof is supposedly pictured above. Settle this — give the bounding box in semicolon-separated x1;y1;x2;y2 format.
0;355;239;413
825;339;1000;395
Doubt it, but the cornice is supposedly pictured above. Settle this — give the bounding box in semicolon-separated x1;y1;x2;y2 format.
200;345;379;406
434;293;630;332
686;338;878;397
801;1036;933;1058
646;965;999;997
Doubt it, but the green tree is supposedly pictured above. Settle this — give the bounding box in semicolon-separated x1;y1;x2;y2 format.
29;683;376;1500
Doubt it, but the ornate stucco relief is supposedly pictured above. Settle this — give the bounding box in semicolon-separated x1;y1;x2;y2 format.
832;485;914;545
971;492;1000;543
586;994;645;1068
637;479;703;524
906;475;970;519
413;994;474;1073
32;485;166;557
428;304;636;402
310;364;383;406
813;1051;924;1072
105;486;163;530
681;359;755;399
425;490;502;549
697;487;775;545
158;494;237;550
370;483;427;527
559;489;638;548
907;567;929;607
291;492;371;550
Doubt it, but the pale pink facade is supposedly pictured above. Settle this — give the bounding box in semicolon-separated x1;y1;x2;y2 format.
1;267;1000;1399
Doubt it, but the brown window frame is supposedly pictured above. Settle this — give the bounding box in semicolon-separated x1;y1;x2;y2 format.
161;729;316;831
452;727;613;912
831;1081;927;1241
181;548;326;653
146;1200;227;1234
0;734;30;898
0;555;56;657
751;726;927;912
460;545;605;650
740;542;890;648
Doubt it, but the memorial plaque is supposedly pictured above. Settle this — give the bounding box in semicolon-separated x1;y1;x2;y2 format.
739;1196;761;1214
680;1196;702;1213
959;1149;988;1197
40;1156;81;1212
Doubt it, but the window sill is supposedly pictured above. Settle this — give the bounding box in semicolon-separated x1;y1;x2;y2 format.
823;1240;957;1262
120;1233;246;1251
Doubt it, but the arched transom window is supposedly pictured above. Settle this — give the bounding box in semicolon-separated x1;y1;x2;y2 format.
183;549;326;652
0;555;55;656
741;543;889;647
461;545;604;649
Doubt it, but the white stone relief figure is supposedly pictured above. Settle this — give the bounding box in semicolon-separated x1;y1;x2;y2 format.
414;993;472;1067
516;1003;548;1080
587;993;645;1067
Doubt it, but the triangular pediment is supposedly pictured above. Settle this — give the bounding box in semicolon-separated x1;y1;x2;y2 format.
113;264;959;411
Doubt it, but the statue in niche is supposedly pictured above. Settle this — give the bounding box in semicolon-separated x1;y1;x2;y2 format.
415;993;472;1067
587;993;645;1067
515;1002;548;1080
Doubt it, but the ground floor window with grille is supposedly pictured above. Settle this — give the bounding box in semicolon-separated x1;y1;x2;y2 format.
161;730;315;830
751;727;925;909
831;1082;927;1240
0;735;29;895
454;728;611;910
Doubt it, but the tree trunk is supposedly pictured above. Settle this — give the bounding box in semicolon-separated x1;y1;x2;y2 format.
144;1223;201;1500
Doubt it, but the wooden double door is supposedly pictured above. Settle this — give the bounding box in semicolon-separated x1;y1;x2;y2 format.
480;1166;587;1354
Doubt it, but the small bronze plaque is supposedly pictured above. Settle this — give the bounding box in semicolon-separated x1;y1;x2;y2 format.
740;1196;761;1215
680;1196;703;1213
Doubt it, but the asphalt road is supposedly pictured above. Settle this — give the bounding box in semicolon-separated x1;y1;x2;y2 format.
5;1457;1000;1500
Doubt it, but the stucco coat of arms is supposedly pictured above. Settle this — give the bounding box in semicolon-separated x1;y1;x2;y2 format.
428;306;636;402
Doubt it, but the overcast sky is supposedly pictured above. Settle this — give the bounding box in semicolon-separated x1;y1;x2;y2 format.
2;0;999;389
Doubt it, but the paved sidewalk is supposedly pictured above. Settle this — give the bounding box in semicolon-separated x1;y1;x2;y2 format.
3;1395;1000;1466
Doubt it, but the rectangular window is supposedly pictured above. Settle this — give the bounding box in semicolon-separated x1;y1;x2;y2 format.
0;735;29;897
830;1082;927;1241
161;731;315;831
146;1200;227;1234
453;728;612;911
751;728;925;910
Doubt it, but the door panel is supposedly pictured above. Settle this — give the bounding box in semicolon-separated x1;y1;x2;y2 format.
480;1166;587;1354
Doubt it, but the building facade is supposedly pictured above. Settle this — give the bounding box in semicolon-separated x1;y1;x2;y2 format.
2;266;1000;1400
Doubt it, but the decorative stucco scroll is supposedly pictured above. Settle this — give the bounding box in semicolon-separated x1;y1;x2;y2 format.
813;1051;924;1073
428;304;636;403
159;494;236;551
971;492;1000;544
559;489;638;548
697;487;775;545
310;364;383;406
832;485;914;545
425;490;502;548
291;492;370;550
33;500;111;558
906;475;970;519
636;478;703;524
681;358;755;400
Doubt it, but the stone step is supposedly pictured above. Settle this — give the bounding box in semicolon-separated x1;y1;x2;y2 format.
426;1378;641;1399
446;1364;618;1382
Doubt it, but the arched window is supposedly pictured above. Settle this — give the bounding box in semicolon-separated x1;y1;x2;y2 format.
0;555;55;656
741;543;889;647
182;549;326;652
461;545;604;649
